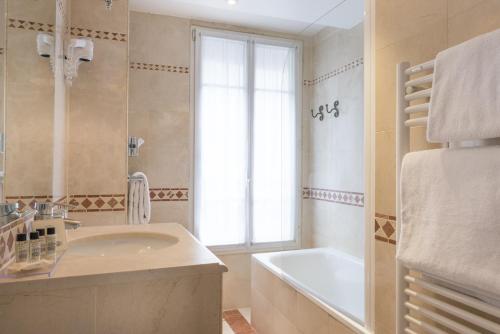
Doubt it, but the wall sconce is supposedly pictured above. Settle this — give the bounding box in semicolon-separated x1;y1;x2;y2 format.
36;33;55;73
64;38;94;85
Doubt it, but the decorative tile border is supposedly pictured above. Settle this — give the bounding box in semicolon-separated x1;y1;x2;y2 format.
68;194;126;212
149;188;189;202
6;195;57;211
70;26;127;42
223;310;257;334
303;57;364;86
0;211;35;269
302;187;364;207
8;18;54;33
8;18;127;42
130;62;189;74
374;213;396;245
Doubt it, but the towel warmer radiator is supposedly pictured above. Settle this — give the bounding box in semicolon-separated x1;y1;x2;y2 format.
396;61;500;334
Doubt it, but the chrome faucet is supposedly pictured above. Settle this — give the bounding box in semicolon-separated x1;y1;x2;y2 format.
0;202;21;227
34;202;81;229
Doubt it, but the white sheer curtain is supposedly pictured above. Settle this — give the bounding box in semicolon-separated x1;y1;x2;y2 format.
194;30;299;248
195;35;248;246
252;43;297;243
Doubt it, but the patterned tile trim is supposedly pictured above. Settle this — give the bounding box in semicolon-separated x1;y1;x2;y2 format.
0;211;35;269
374;213;396;245
303;57;364;86
6;195;59;211
223;310;257;334
150;188;189;202
68;194;126;212
8;18;126;42
130;62;189;74
8;18;54;33
71;26;127;42
302;187;364;207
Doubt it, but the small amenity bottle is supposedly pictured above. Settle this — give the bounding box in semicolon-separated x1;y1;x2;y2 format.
29;231;41;263
15;233;28;263
36;228;46;258
46;227;57;261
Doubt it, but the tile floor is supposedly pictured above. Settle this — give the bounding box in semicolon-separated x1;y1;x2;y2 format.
223;308;256;334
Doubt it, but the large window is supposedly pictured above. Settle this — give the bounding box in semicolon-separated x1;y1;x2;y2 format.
193;28;301;251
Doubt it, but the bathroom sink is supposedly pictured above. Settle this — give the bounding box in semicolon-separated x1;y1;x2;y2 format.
66;232;179;257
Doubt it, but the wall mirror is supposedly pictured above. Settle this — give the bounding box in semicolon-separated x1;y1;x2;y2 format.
0;0;68;226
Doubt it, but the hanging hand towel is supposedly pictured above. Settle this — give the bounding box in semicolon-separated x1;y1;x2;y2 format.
127;172;151;224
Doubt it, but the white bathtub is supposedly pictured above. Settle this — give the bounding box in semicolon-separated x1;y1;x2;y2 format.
252;248;365;332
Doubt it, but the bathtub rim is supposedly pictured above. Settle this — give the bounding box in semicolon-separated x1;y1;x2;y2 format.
252;247;370;334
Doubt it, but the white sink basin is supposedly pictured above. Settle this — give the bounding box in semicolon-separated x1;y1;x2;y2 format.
66;232;179;257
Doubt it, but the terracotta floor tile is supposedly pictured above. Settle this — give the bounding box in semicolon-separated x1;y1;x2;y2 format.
223;309;257;334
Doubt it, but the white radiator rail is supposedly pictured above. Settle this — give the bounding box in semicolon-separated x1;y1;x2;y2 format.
396;60;500;334
404;103;429;114
405;314;448;334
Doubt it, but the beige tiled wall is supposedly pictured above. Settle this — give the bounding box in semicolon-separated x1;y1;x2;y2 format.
4;0;56;198
67;0;128;225
374;1;500;333
128;12;191;227
302;24;365;259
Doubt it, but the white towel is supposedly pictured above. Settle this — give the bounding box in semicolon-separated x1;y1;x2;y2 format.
127;172;151;225
397;146;500;297
427;28;500;143
127;180;137;224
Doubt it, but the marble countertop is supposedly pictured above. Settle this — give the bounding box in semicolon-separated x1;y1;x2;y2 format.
0;223;227;285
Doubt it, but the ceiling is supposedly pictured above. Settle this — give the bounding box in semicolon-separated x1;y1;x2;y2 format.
129;0;364;36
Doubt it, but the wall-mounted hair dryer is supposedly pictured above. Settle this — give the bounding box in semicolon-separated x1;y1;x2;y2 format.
64;38;94;85
37;33;55;72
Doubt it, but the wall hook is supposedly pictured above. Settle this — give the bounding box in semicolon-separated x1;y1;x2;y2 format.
311;105;324;121
326;100;340;118
311;100;340;121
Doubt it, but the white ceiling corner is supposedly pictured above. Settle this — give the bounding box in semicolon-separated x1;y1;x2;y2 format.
129;0;364;36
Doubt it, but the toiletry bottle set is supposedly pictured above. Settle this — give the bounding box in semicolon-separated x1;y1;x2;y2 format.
15;227;57;263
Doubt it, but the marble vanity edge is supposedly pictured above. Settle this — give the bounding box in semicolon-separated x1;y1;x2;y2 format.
0;261;227;288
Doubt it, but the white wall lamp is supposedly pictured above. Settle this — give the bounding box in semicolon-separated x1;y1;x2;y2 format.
64;38;94;86
36;33;55;73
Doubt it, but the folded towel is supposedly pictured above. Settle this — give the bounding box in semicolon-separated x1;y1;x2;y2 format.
397;146;500;297
427;28;500;142
127;172;151;225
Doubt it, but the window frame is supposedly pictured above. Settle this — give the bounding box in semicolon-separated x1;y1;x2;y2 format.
191;26;302;255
